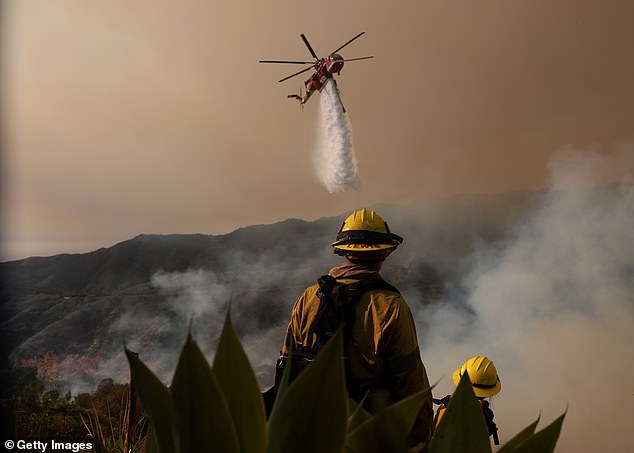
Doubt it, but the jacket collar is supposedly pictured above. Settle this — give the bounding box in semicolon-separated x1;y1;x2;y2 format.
328;260;384;280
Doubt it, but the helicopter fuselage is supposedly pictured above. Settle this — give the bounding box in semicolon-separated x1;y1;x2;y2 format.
260;32;372;111
305;54;344;93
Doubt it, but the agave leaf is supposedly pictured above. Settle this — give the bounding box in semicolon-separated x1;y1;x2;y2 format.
347;395;372;432
212;312;267;453
496;415;540;453
268;330;348;453
430;371;491;453
346;387;431;453
511;411;566;453
268;342;293;417
171;336;239;453
144;424;160;453
125;348;175;453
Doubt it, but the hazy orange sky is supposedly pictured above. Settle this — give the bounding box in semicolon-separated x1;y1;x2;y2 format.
2;0;633;260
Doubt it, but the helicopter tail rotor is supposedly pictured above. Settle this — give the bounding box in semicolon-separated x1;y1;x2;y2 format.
287;87;306;110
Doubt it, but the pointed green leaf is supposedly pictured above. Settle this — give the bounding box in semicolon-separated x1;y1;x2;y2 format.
430;371;491;453
496;416;539;453
512;411;566;453
212;312;267;453
269;343;293;417
171;336;239;453
346;387;431;453
347;396;372;433
268;330;348;453
125;348;175;453
144;424;161;453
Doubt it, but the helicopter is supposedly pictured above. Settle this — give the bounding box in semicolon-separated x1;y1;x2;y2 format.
259;32;373;112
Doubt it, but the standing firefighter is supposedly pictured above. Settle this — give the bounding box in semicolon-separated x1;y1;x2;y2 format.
273;208;434;450
433;356;502;445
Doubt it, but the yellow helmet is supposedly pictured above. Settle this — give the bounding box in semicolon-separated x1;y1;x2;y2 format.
331;208;403;255
452;356;501;398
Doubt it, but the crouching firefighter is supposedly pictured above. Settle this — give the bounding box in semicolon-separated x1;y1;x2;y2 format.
264;208;434;451
433;356;502;445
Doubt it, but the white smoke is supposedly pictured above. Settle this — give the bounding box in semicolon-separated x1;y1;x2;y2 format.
313;81;362;193
150;269;230;323
418;145;634;452
106;262;301;388
52;138;631;451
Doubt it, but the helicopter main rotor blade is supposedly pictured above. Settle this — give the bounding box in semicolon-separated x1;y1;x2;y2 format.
278;65;313;83
330;31;365;55
259;60;315;65
300;34;319;60
341;56;374;62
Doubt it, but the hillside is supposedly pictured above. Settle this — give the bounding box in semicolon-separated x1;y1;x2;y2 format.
0;190;544;387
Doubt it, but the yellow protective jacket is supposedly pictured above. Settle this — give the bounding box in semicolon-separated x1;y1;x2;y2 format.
280;262;434;450
434;396;499;444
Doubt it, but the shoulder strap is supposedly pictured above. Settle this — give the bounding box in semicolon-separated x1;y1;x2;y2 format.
275;276;398;399
341;277;400;303
481;399;500;445
311;275;400;347
433;395;451;406
311;275;343;343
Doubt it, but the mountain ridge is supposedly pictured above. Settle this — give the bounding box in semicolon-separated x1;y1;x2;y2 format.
0;190;548;385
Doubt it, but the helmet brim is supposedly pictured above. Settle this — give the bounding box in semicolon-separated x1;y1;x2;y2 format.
452;368;502;398
332;243;397;252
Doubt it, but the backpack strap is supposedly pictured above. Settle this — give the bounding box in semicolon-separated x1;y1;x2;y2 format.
312;275;400;349
311;275;401;397
277;275;402;400
432;395;451;406
481;399;500;445
311;274;343;344
432;394;452;427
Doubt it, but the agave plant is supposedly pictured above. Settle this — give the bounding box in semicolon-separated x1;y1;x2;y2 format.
431;371;566;453
126;313;565;453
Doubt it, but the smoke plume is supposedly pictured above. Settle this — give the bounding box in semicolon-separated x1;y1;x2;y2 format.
313;81;362;193
100;243;333;390
417;145;634;452
29;137;630;453
92;145;632;453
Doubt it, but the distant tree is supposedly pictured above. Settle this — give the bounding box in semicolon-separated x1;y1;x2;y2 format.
75;392;92;409
2;363;133;442
42;389;60;404
91;378;129;423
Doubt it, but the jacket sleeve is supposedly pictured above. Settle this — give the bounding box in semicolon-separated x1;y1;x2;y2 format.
281;284;320;355
281;292;304;356
276;286;322;388
276;290;306;388
381;297;435;450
